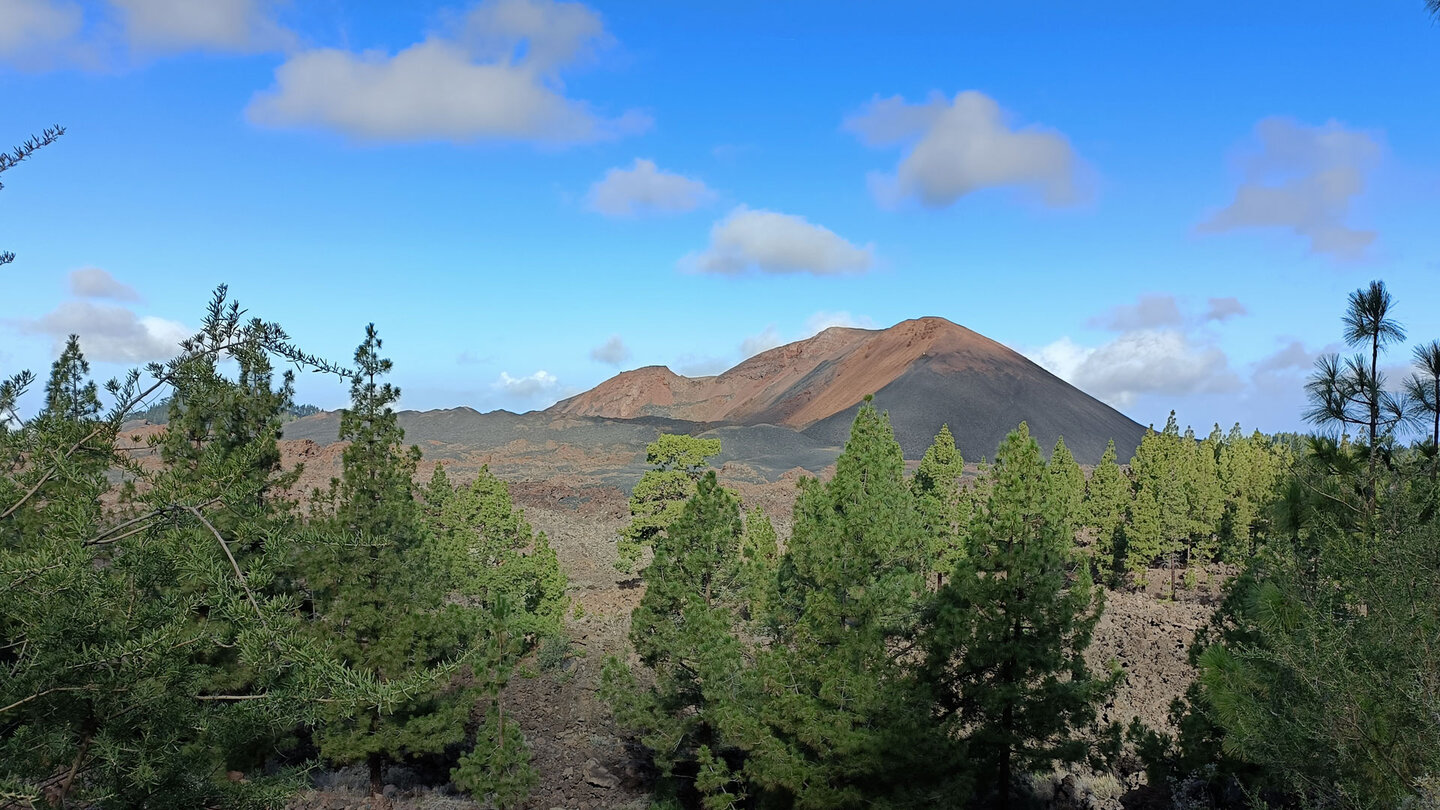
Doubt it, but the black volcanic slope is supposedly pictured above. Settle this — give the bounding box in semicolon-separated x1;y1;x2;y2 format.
803;356;1145;465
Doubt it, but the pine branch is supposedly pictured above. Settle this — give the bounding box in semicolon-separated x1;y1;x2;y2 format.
0;125;65;186
0;126;65;267
183;504;268;628
0;686;87;715
83;499;219;546
0;423;108;520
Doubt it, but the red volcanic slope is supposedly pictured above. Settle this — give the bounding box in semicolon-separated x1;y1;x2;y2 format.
547;317;1144;464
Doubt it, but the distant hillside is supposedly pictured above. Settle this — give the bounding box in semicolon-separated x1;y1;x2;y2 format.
549;316;1144;464
280;409;844;488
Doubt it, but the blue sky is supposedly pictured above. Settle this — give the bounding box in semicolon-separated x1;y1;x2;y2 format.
3;0;1438;435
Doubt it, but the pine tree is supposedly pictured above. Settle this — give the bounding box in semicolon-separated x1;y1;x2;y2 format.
602;472;748;805
136;324;314;776
1;118;344;808
1343;281;1406;470
1127;417;1188;592
617;433;723;572
420;463;568;640
153;330;302;564
1127;482;1163;586
1180;426;1224;571
1200;440;1440;808
1158;415;1191;550
1125;428;1162;585
1216;428;1287;563
1197;426;1227;541
914;424;966;586
451;599;538;810
333;324;424;541
1305;280;1407;502
1218;425;1250;561
920;423;1119;810
41;335;101;421
738;506;779;618
742;398;938;808
1182;284;1440;808
305;325;484;799
5;336;111;546
1;291;350;808
1404;339;1440;480
1082;439;1131;580
1047;436;1086;540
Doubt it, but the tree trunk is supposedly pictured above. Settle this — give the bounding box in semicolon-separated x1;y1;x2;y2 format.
58;731;92;808
368;751;384;797
1370;338;1380;479
998;617;1020;810
998;703;1013;810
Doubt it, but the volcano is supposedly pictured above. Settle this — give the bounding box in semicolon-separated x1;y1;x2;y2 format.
548;317;1144;465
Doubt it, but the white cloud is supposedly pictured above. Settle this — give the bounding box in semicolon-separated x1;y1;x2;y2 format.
1032;293;1269;418
0;0;291;70
804;310;874;335
456;0;607;71
740;325;783;358
1089;293;1249;333
246;0;650;144
844;90;1083;209
589;334;630;365
1198;117;1381;260
0;0;86;68
1204;296;1248;322
586;159;713;217
15;301;189;363
1246;339;1348;419
108;0;292;53
1030;329;1240;409
68;267;140;301
1087;294;1185;331
493;369;559;398
680;205;875;276
1252;340;1315;378
1030;336;1091;384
